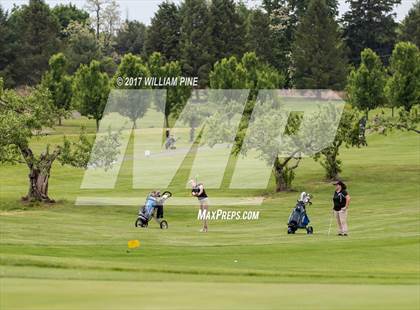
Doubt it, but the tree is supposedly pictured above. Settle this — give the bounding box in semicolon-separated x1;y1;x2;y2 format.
385;42;420;112
261;0;338;78
247;9;273;66
179;0;214;87
210;0;246;60
0;6;13;85
85;0;110;41
145;1;181;61
346;48;387;118
115;20;147;56
64;21;101;73
4;0;60;86
101;0;121;53
370;108;420;135
342;0;401;65
399;1;420;47
41;53;73;125
314;108;360;180
147;52;191;128
111;53;150;128
291;0;347;90
0;78;119;202
72;60;110;130
51;3;89;36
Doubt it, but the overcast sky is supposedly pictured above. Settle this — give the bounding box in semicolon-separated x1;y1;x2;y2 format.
0;0;416;24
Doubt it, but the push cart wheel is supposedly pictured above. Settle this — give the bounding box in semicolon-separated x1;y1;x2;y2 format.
160;220;168;229
306;226;313;234
135;218;147;228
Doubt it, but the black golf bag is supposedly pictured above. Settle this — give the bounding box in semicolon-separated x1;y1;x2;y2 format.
287;192;313;234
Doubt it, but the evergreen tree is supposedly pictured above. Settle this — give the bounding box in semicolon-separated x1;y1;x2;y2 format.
261;0;338;77
247;9;273;65
210;0;246;60
4;0;60;86
342;0;401;65
52;3;89;36
399;1;420;47
346;49;387;118
292;0;347;90
64;21;101;73
179;0;214;87
0;7;13;86
115;20;147;56
145;1;181;61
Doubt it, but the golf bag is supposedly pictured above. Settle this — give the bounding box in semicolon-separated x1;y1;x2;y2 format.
135;191;172;229
165;136;178;150
287;192;313;234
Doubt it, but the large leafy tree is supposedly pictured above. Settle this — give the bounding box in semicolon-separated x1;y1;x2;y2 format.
115;20;147;56
210;0;246;60
72;60;110;130
346;48;387;118
292;0;347;90
112;53;150;128
179;0;214;87
41;53;73;125
342;0;401;65
385;42;420;112
4;0;60;86
0;78;119;202
145;1;181;61
147;52;191;128
399;1;420;47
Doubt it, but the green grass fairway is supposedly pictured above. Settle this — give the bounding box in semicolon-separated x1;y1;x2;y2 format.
1;116;419;309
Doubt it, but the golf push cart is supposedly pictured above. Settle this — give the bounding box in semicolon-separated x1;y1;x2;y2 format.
135;191;172;229
287;192;314;234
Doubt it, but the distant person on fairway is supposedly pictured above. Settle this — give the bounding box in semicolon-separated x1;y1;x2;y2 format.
190;179;209;232
332;180;351;236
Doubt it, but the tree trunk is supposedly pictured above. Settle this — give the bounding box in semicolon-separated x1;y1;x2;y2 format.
58;116;62;126
96;119;100;131
274;158;289;192
164;114;169;129
20;146;59;203
23;168;54;203
190;126;195;142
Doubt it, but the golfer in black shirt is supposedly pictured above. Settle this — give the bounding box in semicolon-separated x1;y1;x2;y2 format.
332;180;351;236
190;179;209;232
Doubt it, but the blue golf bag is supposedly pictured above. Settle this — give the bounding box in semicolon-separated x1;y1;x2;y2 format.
287;192;313;234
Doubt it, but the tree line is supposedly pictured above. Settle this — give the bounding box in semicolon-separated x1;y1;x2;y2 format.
0;0;419;89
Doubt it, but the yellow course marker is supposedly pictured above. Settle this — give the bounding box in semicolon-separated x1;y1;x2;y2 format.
127;240;140;249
